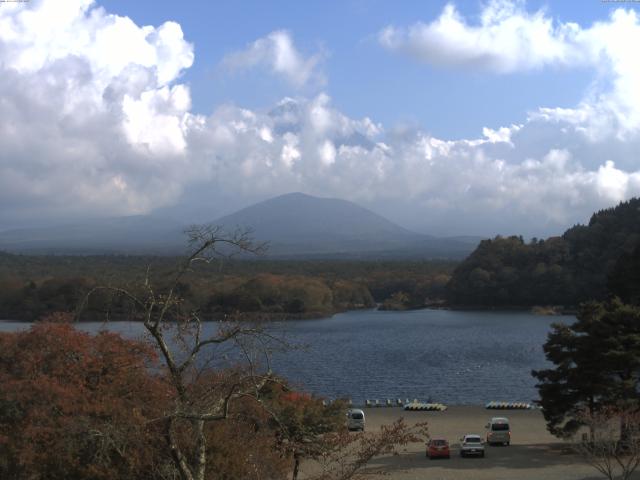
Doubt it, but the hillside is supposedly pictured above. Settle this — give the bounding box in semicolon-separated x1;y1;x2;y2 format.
215;192;419;252
0;216;185;254
214;192;479;258
0;193;480;259
446;198;640;307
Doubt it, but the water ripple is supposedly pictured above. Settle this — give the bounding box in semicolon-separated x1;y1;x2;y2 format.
268;308;565;405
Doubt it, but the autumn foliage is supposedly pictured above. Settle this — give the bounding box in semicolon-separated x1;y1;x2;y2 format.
0;317;426;480
0;320;336;480
0;318;171;479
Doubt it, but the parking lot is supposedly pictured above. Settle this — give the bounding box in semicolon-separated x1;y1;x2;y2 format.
347;406;632;480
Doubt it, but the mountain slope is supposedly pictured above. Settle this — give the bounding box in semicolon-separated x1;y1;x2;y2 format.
0;216;186;254
213;193;477;258
0;193;480;258
215;193;417;252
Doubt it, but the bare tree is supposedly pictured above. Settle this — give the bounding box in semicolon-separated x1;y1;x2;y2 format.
575;406;640;480
79;225;428;480
306;419;429;480
81;225;278;480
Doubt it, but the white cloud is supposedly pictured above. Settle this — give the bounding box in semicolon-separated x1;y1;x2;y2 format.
1;0;640;237
379;1;582;73
318;140;336;166
179;94;640;234
379;1;640;139
222;30;325;88
0;0;197;223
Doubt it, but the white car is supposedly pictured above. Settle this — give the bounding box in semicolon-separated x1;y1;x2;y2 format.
486;417;511;445
346;409;365;431
459;434;485;457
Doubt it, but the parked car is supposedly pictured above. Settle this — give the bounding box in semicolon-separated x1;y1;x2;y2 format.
459;434;485;457
485;417;511;445
426;438;450;459
346;409;365;431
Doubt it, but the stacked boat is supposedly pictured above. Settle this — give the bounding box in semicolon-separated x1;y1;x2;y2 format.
485;401;533;410
403;402;447;412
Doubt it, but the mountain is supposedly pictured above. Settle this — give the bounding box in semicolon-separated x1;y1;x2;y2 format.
212;192;479;258
0;216;186;254
0;193;481;258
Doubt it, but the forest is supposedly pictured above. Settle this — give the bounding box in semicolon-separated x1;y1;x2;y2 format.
2;198;640;321
446;198;640;307
0;253;454;321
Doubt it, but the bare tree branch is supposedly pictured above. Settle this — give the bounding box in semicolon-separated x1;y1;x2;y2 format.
575;407;640;480
79;224;274;480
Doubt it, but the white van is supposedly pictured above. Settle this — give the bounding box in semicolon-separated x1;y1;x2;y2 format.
347;409;365;431
486;417;510;445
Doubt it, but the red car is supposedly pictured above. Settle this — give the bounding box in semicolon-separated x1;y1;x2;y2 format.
426;438;450;459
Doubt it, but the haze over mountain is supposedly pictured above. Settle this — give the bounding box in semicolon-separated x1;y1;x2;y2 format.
0;216;186;255
214;193;480;258
0;193;481;258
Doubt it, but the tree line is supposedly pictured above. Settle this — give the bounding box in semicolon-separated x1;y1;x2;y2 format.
526;200;640;479
446;198;640;307
0;254;454;321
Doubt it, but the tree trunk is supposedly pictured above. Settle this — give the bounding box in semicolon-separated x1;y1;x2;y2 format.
194;419;207;480
292;452;300;480
620;415;631;452
588;398;596;442
165;418;195;480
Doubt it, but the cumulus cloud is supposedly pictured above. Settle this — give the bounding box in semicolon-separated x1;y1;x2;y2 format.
379;0;581;73
176;94;640;235
379;1;640;137
1;0;640;236
372;1;640;232
0;0;197;224
222;30;325;88
378;0;581;73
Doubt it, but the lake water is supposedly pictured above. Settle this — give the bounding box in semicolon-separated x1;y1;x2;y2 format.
0;308;569;405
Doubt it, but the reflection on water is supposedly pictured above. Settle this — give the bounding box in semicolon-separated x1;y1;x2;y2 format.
1;308;567;405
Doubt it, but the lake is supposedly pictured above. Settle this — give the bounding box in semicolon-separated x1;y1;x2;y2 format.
0;308;568;405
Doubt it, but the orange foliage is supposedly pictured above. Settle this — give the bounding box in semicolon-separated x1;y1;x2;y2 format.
280;391;313;403
0;322;171;479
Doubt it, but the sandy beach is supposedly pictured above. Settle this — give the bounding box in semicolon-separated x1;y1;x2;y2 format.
313;406;637;480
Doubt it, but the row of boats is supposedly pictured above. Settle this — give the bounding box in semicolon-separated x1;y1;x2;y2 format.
485;401;533;409
361;399;447;410
357;399;534;410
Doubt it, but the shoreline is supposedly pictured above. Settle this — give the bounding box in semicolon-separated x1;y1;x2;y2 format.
0;302;578;324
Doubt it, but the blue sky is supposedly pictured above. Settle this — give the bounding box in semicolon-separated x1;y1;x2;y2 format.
2;0;640;236
99;0;607;138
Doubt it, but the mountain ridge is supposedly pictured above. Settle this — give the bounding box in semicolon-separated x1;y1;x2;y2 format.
0;193;482;259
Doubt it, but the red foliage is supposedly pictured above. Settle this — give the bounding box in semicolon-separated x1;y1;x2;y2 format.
0;322;171;479
280;391;313;403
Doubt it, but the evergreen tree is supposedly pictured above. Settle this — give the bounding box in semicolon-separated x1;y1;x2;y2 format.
447;197;640;307
608;244;640;305
532;299;640;438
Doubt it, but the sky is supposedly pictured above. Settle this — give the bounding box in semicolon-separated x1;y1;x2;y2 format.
1;0;640;236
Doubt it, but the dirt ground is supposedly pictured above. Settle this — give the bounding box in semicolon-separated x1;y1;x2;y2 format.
306;406;640;480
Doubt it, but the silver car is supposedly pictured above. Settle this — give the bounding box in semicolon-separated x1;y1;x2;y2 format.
459;434;485;457
346;409;365;431
486;417;511;445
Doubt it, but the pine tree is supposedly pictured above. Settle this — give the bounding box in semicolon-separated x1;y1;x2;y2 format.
532;299;640;438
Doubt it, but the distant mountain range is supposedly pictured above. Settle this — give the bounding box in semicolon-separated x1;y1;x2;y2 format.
0;193;483;259
0;216;186;255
